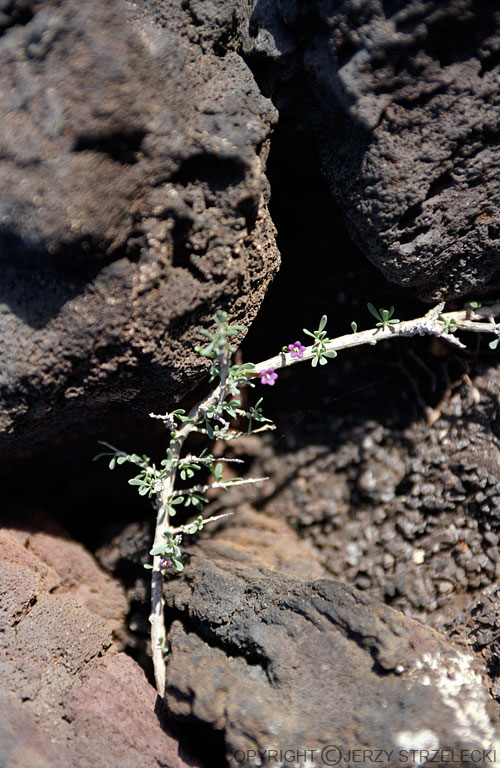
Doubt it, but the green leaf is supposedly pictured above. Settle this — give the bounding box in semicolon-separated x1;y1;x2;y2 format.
367;303;380;321
311;356;318;368
109;457;116;470
469;300;496;308
171;545;182;558
319;315;327;332
116;456;128;465
319;356;328;365
303;328;316;338
489;337;500;350
324;350;338;358
143;563;153;570
150;544;167;556
351;321;357;333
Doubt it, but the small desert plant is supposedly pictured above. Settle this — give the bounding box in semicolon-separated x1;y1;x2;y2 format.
97;299;500;695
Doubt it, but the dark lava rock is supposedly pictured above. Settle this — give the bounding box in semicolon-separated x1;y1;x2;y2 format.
163;544;500;767
0;0;279;459
214;356;500;635
447;581;500;707
244;0;500;300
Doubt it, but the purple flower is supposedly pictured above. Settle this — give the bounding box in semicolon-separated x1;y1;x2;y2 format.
260;368;278;386
160;557;173;569
287;341;306;359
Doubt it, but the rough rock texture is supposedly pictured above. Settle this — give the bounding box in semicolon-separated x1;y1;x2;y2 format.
216;357;500;633
195;502;326;580
0;0;279;459
244;0;500;300
0;514;202;768
164;546;500;767
0;513;129;642
448;583;500;705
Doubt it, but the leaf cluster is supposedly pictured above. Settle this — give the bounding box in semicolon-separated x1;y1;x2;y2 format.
148;531;184;572
96;308;275;576
195;310;245;379
438;315;457;335
303;315;338;367
367;304;400;330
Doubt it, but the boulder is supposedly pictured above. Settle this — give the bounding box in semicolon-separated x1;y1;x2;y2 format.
164;539;500;766
245;0;500;300
0;512;201;768
0;0;279;459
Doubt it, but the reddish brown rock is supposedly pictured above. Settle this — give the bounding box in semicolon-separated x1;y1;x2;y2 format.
0;515;128;642
0;514;201;768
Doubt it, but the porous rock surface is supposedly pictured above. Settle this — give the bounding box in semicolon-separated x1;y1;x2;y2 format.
222;362;500;631
0;513;201;768
245;0;500;300
163;539;500;767
0;0;279;459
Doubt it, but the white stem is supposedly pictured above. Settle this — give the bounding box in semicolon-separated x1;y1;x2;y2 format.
189;422;276;439
249;302;500;376
148;299;500;695
149;457;178;697
171;475;269;498
170;511;234;534
149;349;232;695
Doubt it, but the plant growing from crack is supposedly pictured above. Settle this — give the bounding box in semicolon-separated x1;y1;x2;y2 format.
97;299;500;696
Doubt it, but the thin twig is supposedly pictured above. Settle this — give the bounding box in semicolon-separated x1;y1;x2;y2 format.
98;441;159;475
170;476;269;498
170;511;234;535
149;347;232;695
248;302;500;376
147;299;500;695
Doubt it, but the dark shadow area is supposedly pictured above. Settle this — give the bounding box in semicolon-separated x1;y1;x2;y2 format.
240;122;473;451
0;3;33;36
73;129;146;166
0;230;143;328
157;701;227;768
171;153;247;191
